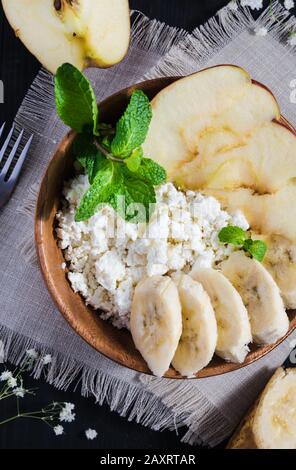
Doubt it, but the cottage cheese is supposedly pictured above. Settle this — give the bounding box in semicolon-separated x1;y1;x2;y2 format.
56;176;249;329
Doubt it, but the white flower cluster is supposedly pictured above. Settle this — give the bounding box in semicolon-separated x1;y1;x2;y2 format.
0;370;18;389
41;354;52;365
255;26;268;37
228;1;239;11
49;402;76;436
0;349;53;399
59;402;76;423
240;0;263;10
26;348;38;360
54;424;64;436
85;428;98;440
288;33;296;46
57;178;249;330
284;0;295;11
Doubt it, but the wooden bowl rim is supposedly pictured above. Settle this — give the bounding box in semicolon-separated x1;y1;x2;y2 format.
35;74;296;379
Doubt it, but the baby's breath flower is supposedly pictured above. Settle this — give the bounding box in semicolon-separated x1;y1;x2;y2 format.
7;377;17;389
41;354;52;365
85;428;98;440
59;410;76;423
64;402;75;411
0;370;13;382
241;0;263;10
255;26;268;36
26;349;38;359
54;425;64;436
284;0;295;10
59;403;76;423
14;387;25;398
228;1;238;11
288;33;296;46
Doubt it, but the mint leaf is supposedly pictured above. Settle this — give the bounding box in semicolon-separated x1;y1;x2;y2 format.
111;90;152;157
218;226;247;246
119;167;156;222
73;134;104;184
124;151;167;186
75;159;116;221
125;148;143;172
73;134;93;161
135;158;167;185
243;239;267;262
242;238;253;252
75;162;155;223
55;63;98;134
82;153;105;185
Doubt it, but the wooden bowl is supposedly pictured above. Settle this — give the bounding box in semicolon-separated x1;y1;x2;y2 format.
35;75;296;379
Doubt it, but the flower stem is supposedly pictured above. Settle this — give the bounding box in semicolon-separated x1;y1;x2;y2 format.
0;410;56;426
0;392;17;401
0;415;19;426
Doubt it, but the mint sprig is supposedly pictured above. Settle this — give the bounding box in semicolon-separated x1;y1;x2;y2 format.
218;226;267;262
55;64;166;223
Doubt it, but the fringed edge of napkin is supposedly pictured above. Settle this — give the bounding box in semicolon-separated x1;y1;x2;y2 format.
145;0;296;79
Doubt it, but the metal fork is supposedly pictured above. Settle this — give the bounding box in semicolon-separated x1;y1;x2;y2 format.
0;123;33;209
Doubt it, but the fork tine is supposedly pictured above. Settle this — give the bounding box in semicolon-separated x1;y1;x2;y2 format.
0;124;14;164
8;135;33;183
0;123;5;139
0;129;24;179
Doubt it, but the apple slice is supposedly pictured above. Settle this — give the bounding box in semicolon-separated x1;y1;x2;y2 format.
206;184;296;242
2;0;130;74
182;121;296;193
143;65;280;182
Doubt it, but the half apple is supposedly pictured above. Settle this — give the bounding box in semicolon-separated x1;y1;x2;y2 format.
2;0;131;74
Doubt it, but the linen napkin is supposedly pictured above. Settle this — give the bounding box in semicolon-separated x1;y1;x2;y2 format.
0;2;296;447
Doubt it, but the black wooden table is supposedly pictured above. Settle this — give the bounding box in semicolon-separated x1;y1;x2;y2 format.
0;0;293;450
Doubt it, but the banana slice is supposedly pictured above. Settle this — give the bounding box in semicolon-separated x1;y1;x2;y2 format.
220;251;289;344
172;273;217;377
190;267;252;363
253;368;296;449
130;275;182;377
